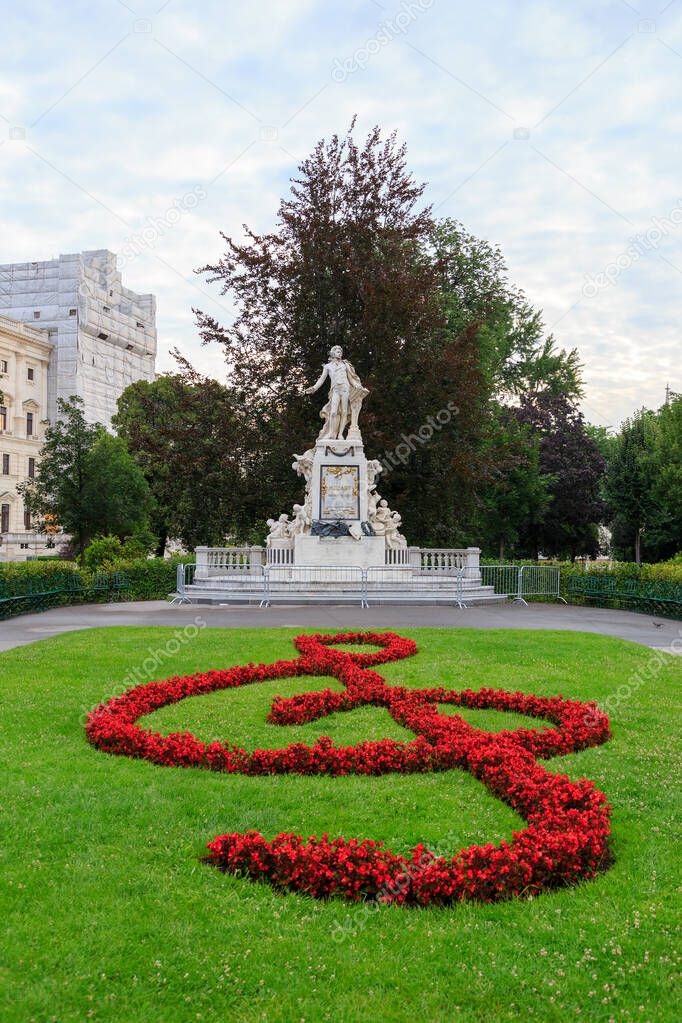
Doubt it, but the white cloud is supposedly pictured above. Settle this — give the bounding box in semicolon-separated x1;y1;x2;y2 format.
0;0;680;426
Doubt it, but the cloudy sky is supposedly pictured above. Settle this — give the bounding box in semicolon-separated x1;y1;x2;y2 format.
1;0;681;427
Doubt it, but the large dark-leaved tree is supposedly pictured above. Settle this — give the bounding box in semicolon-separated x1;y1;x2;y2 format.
514;392;605;559
113;366;245;551
195;121;492;545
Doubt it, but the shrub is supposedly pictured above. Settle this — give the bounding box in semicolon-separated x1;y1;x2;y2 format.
480;557;682;602
111;555;190;601
84;535;124;570
0;554;193;611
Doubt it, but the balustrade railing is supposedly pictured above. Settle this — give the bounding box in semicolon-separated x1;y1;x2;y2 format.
385;547;410;565
195;546;264;578
417;548;481;574
195;544;480;577
267;546;295;566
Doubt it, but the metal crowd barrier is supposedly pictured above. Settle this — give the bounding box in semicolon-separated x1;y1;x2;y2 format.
516;564;566;604
170;562;564;609
261;565;367;607
480;565;521;599
170;562;196;606
365;566;468;607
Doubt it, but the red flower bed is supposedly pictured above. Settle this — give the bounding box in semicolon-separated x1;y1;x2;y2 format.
86;631;613;905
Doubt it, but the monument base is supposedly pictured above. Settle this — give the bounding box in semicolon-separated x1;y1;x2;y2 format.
294;533;386;568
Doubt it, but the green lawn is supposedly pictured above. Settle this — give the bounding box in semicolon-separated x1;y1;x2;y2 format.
1;626;679;1023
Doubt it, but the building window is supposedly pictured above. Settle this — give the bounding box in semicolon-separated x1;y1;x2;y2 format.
28;457;36;478
103;305;110;313
33;311;41;319
27;367;35;381
0;359;7;373
24;507;32;529
69;308;77;316
1;504;9;533
2;454;8;475
26;412;34;437
0;406;6;430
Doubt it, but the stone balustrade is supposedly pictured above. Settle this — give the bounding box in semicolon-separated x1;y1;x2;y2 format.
416;547;480;575
195;544;479;578
194;546;265;579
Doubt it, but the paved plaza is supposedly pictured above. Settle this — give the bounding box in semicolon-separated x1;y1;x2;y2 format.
0;599;679;655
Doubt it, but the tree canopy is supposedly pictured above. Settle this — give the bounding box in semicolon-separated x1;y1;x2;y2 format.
191;121;583;548
107;122;677;563
19;397;151;564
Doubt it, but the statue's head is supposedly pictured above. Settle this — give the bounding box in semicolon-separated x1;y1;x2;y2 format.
329;345;343;360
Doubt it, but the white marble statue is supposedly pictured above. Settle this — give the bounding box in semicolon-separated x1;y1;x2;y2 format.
370;498;407;548
368;488;380;521
290;449;314;533
292;448;315;487
366;458;383;490
385;510;407;549
289;502;312;536
304;345;369;441
266;513;292;541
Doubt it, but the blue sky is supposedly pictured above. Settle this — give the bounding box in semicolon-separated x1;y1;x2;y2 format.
1;0;681;427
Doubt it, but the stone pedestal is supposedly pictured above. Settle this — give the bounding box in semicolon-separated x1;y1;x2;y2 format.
294;533;385;568
309;437;369;525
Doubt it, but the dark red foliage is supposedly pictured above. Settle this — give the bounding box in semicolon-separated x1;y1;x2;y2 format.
86;631;612;906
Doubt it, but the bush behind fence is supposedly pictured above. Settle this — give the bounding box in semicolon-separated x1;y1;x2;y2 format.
481;557;682;614
0;555;192;606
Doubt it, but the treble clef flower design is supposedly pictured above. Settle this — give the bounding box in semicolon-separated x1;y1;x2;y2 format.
86;632;613;906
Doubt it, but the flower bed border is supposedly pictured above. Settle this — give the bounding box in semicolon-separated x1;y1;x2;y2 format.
86;631;613;906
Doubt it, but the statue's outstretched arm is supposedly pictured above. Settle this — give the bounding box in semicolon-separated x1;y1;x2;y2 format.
305;364;328;395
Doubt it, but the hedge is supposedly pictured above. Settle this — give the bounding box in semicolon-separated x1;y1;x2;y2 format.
481;556;682;609
1;553;679;617
0;555;192;607
101;555;189;601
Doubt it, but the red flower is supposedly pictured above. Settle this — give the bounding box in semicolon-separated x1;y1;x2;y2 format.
86;631;612;905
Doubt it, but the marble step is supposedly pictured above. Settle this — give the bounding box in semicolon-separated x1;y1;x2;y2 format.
176;583;506;606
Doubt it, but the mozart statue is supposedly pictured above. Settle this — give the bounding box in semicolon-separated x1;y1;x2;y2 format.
304;345;369;441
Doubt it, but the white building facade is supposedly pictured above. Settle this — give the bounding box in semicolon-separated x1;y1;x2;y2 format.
0;250;157;428
0;316;58;561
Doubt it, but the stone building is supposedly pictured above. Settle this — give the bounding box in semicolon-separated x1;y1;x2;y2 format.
0;250;157;428
0;315;57;561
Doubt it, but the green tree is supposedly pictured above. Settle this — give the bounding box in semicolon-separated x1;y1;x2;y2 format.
651;395;682;557
605;410;658;564
195;121;494;546
19;397;151;565
606;396;682;561
477;414;551;560
431;219;584;402
84;432;151;539
514;393;606;559
193;122;584;546
114;368;244;550
113;375;179;554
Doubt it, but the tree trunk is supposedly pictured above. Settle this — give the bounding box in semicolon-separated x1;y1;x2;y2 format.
499;539;505;561
156;525;168;558
634;529;642;566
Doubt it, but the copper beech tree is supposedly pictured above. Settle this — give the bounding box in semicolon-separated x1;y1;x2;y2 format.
194;121;490;545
